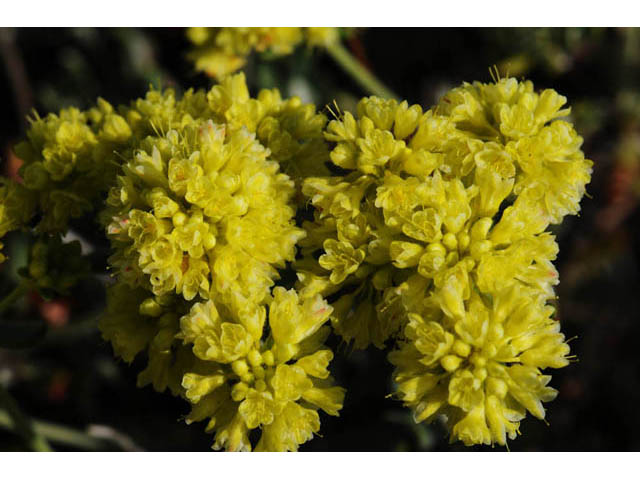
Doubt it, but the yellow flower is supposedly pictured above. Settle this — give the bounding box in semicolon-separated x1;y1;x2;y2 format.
187;27;339;80
93;73;344;451
178;288;345;451
105;118;303;307
438;77;592;223
14;70;588;451
13;99;133;233
298;77;589;357
207;73;331;181
389;285;569;446
318;239;366;284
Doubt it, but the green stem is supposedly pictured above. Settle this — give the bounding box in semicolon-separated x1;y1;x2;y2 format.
0;408;111;451
0;384;52;451
326;42;399;100
0;280;30;315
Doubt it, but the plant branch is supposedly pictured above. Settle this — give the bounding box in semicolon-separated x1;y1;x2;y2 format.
0;384;52;451
0;408;121;451
0;27;34;129
326;41;399;100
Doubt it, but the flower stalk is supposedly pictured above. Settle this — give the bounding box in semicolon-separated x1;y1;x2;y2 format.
0;383;52;451
326;41;399;100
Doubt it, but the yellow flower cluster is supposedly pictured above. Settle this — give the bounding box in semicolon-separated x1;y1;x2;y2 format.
298;77;591;445
187;27;339;79
1;98;134;269
98;73;344;450
179;287;344;451
13;100;134;233
104;117;303;304
101;284;343;451
389;283;569;446
0;70;339;451
205;73;331;180
103;73;331;303
3;67;590;450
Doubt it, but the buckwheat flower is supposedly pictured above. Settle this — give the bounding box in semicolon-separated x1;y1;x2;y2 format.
306;27;340;47
100;247;346;453
187;27;339;80
104;118;304;307
93;76;340;451
13;99;133;233
298;79;583;351
178;287;345;451
389;285;570;446
438;77;593;224
99;283;196;396
100;284;158;365
206;73;331;180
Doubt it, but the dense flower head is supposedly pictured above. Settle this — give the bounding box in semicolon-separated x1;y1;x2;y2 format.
123;73;330;182
13;100;133;233
104;117;303;305
97;73;344;451
389;283;569;446
187;27;338;79
100;72;334;306
437;77;592;223
299;79;589;348
296;77;589;445
206;73;331;180
2;69;338;451
178;287;344;451
99;284;344;451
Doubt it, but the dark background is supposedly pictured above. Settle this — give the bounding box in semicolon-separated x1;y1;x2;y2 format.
1;27;639;451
